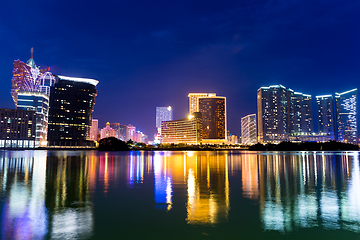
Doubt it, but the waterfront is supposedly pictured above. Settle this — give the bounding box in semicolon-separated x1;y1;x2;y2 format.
0;150;359;240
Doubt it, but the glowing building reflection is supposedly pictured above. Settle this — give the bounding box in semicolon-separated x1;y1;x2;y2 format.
242;154;259;200
256;152;360;233
127;152;145;188
46;151;93;239
185;152;230;225
154;152;173;211
0;151;47;240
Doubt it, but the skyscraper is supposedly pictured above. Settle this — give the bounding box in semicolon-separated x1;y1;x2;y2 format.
11;48;56;147
47;75;98;146
288;90;313;134
119;124;129;141
89;119;99;141
241;114;257;145
17;91;49;147
335;89;357;144
156;106;173;134
257;85;289;142
188;93;216;115
198;95;226;141
316;95;335;140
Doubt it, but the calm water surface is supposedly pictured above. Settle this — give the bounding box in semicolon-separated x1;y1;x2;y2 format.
0;150;359;240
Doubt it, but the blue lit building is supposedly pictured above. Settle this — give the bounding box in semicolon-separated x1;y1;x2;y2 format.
17;91;49;147
257;85;289;142
315;95;335;140
288;90;313;134
156;106;173;134
335;89;357;144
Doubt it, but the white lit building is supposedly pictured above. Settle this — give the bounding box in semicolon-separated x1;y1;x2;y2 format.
241;114;257;145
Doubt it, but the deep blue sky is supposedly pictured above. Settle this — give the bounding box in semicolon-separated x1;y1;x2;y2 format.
1;0;359;138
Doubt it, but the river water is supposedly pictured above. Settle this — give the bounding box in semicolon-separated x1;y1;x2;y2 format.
0;150;359;239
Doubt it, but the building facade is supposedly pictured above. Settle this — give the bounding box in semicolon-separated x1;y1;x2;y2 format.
316;95;335;140
188;93;216;115
198;96;226;140
47;75;98;146
89;119;99;141
17;91;49;147
241;114;257;145
100;122;117;139
335;89;357;144
0;108;36;148
120;124;129;141
156;106;173;134
288;90;313;134
257;85;289;142
161;112;202;144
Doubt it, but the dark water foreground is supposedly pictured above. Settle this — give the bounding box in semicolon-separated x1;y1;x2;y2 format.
0;150;359;240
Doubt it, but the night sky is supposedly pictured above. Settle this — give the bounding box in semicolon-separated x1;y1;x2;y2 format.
1;0;359;139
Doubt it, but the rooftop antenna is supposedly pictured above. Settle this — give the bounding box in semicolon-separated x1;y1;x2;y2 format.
30;47;34;59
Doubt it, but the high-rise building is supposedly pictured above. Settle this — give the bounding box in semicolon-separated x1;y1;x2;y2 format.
0;108;36;148
17;91;49;147
47;75;98;146
89;119;99;141
110;123;121;139
257;85;289;142
288;90;313;134
156;106;173;134
316;95;335;140
188;93;216;115
119;124;129;141
127;124;136;141
161;112;202;144
10;48;56;147
335;89;357;144
241;114;257;145
198;95;226;141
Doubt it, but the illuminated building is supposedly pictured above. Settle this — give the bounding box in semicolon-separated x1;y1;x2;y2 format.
288;90;313;134
161;112;202;144
110;123;121;139
120;124;129;141
257;85;289;142
100;122;116;139
188;93;216;115
127;124;136;141
47;75;98;146
335;89;357;144
316;95;335;140
133;131;148;143
241;114;257;145
11;48;49;106
0;108;36;148
89;119;99;141
198;95;226;141
156;106;173;134
17;91;49;147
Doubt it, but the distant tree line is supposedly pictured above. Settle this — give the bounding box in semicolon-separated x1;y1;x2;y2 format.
98;138;358;151
248;141;359;151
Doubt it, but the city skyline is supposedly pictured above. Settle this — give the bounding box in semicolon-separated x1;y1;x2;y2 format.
0;1;359;137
